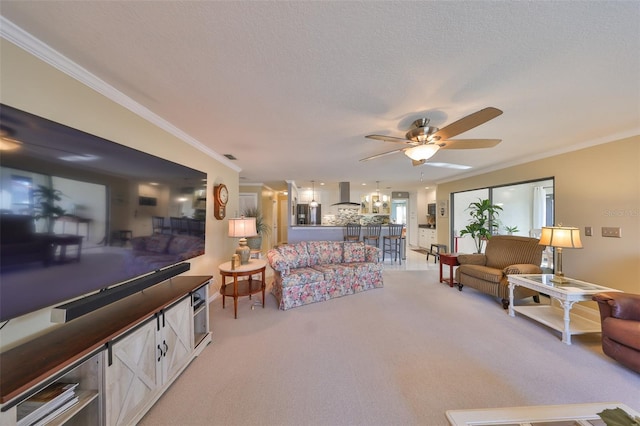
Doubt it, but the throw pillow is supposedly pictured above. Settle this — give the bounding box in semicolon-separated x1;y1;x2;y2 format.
145;234;172;253
343;242;365;263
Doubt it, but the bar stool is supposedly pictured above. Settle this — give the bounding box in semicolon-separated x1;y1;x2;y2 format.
382;224;404;264
426;243;448;263
344;223;361;242
363;224;382;248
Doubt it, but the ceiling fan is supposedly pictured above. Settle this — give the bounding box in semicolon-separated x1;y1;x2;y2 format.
361;107;503;166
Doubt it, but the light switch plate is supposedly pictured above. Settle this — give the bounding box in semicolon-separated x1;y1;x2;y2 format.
602;227;621;238
584;226;592;236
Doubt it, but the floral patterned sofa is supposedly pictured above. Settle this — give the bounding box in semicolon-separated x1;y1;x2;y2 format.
267;241;383;310
125;233;205;276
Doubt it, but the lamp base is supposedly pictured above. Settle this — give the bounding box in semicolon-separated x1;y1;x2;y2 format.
550;273;569;284
236;238;251;265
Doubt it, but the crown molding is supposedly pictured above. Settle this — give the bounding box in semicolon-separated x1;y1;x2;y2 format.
0;16;241;172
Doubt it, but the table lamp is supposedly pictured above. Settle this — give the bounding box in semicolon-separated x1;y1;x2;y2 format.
228;217;257;265
538;226;583;283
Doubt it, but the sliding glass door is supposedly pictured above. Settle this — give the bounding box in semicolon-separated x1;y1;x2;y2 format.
451;178;554;257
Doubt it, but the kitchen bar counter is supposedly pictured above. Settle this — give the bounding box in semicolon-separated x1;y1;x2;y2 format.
289;225;399;250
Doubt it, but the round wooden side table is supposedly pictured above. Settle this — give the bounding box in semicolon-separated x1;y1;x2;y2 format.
219;259;267;318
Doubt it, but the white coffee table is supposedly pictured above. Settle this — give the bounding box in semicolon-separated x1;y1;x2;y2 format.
446;402;639;426
507;274;620;345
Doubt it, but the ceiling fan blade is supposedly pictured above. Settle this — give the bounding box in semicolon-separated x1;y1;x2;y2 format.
412;159;426;167
360;148;406;162
365;134;416;145
432;107;502;141
439;139;502;149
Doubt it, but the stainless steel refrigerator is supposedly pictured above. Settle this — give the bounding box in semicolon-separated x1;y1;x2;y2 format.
297;204;321;225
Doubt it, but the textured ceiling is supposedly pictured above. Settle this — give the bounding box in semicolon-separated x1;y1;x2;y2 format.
1;1;639;192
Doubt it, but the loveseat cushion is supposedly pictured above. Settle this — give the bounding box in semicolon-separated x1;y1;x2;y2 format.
307;241;343;265
484;235;544;270
457;253;487;266
457;264;503;284
343;242;366;263
504;263;542;275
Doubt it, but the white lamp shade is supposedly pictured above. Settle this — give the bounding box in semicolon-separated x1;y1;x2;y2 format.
538;226;583;249
228;217;257;238
405;144;440;161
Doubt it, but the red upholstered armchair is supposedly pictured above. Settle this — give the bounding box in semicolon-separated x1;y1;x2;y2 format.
592;292;640;373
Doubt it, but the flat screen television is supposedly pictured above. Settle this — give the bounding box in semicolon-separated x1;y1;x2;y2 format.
0;104;207;322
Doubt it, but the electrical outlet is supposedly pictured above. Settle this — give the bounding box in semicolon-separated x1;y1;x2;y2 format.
602;227;621;238
584;226;592;236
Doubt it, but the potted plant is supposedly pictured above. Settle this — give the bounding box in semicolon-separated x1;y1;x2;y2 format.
458;198;502;253
504;225;519;235
242;207;271;250
33;184;66;233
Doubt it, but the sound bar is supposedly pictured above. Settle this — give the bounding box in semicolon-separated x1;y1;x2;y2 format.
51;263;191;323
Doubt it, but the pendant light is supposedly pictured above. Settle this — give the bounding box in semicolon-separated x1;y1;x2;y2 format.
309;181;318;207
374;181;382;207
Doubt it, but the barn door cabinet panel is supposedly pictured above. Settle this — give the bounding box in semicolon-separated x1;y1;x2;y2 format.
0;276;212;426
105;297;192;426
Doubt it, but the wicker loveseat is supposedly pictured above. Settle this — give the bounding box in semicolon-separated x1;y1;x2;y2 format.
455;235;544;309
267;241;383;310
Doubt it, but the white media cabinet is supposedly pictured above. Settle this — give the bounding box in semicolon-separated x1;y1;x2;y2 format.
0;275;212;425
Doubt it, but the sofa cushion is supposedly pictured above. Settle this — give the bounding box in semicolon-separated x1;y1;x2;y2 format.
343;242;366;263
280;267;324;288
278;243;310;268
307;241;343;265
167;235;204;255
312;264;354;282
457;264;503;284
130;237;147;251
145;234;172;253
364;245;381;263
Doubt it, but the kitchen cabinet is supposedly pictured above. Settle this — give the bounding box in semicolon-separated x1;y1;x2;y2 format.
360;195;390;215
419;228;437;248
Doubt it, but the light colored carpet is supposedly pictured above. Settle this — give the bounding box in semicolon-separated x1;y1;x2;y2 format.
140;269;640;426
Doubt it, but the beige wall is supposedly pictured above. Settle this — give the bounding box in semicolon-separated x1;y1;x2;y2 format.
437;137;640;297
1;39;239;347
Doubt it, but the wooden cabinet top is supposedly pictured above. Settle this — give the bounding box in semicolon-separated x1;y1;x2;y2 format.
0;275;211;404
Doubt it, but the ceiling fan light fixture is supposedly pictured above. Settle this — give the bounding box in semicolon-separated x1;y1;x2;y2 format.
0;128;22;151
0;136;22;151
405;125;438;142
405;144;440;161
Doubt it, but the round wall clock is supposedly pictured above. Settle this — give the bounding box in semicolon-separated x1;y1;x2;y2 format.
214;184;228;220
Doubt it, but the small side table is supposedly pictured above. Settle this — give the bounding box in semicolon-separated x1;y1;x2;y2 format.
439;253;459;288
219;259;267;319
49;234;84;263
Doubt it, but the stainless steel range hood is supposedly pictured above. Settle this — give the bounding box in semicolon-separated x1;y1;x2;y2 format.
332;182;360;206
